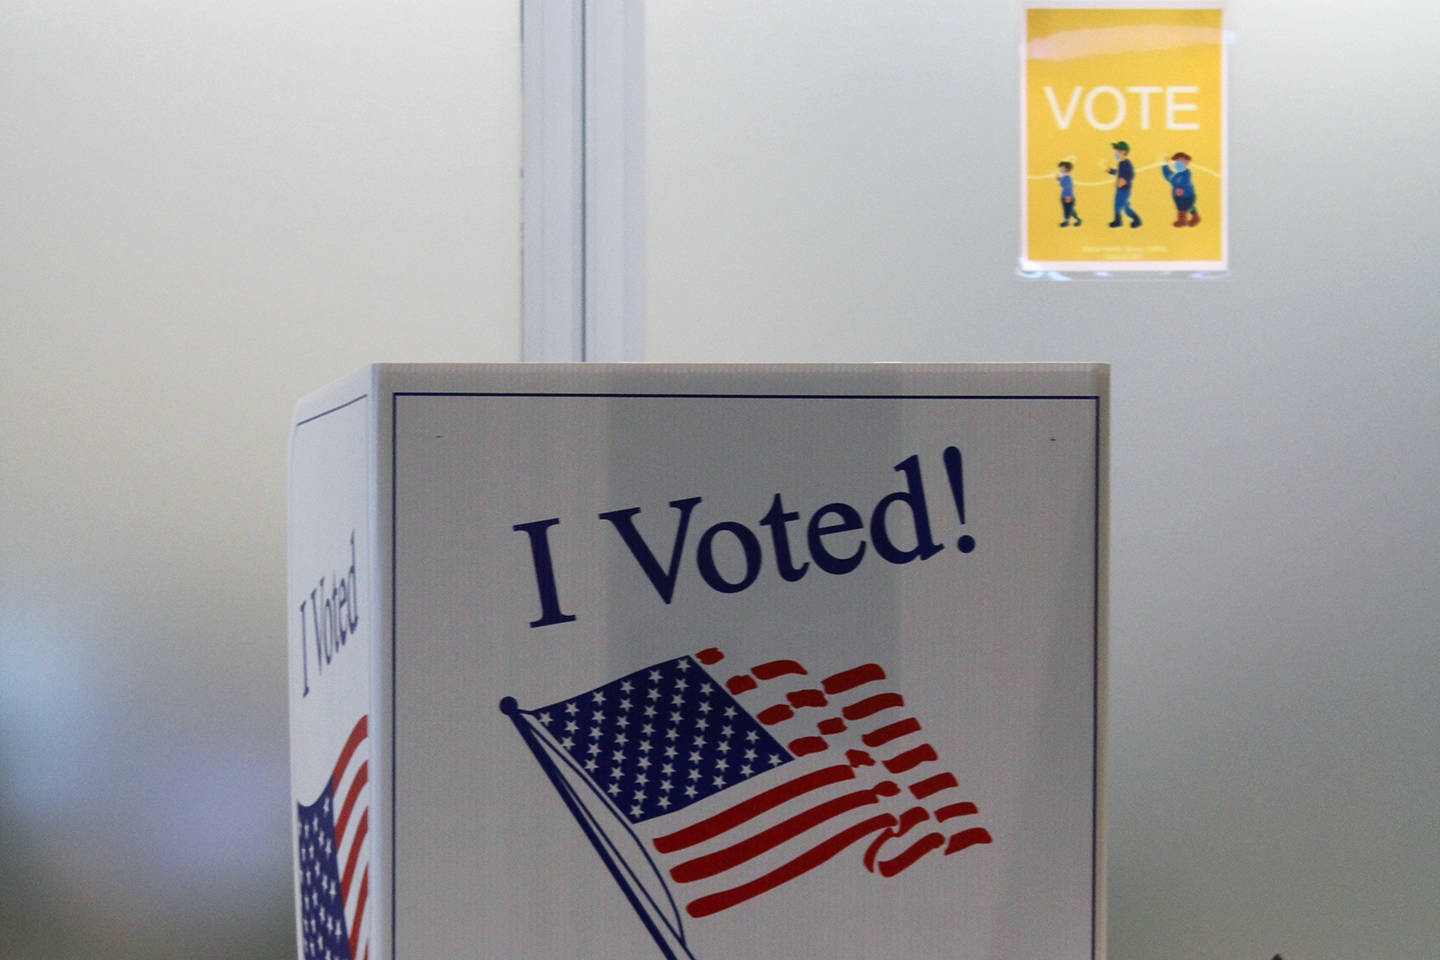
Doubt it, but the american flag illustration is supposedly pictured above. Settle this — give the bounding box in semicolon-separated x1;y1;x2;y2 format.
296;715;371;960
501;648;992;960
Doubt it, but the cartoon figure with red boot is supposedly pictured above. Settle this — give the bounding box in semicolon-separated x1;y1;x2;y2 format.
1161;152;1200;226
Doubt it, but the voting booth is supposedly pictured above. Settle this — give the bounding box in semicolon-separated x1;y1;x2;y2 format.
288;363;1108;960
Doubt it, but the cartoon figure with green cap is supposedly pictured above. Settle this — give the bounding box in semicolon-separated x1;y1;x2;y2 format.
1161;151;1199;226
1106;140;1141;228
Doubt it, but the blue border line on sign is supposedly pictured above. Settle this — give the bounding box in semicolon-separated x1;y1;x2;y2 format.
391;391;398;960
390;389;1104;960
295;392;368;428
1092;395;1102;960
392;392;1099;400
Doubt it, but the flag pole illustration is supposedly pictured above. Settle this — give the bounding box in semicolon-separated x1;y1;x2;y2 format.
501;694;695;960
501;647;993;959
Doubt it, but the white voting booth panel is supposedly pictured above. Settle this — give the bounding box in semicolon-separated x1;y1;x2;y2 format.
288;363;1109;960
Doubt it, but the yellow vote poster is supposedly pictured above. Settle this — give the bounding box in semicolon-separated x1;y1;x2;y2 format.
1021;5;1227;274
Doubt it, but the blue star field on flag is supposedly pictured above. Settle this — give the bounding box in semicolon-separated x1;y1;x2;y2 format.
531;655;794;823
297;785;353;960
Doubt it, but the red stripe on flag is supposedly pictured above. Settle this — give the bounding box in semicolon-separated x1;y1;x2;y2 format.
945;827;993;854
694;648;724;665
822;664;885;695
909;772;959;800
863;807;932;871
877;832;946;877
334;761;368;845
685;813;898;918
787;736;828;756
348;866;369;960
671;783;899;884
860;717;921;747
845;748;875;767
653;764;857;853
816;717;847;735
752;659;807;679
935;801;979;821
340;809;368;900
895;805;930;834
882;743;938;774
757;704;793;725
786;689;828;708
331;716;368;790
726;675;758;695
841;692;904;720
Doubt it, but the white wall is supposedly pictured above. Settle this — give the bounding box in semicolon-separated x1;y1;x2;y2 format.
0;2;518;956
646;3;1440;959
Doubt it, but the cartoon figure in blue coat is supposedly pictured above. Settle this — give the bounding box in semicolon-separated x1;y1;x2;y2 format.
1162;152;1199;227
1106;140;1141;228
1056;161;1081;227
